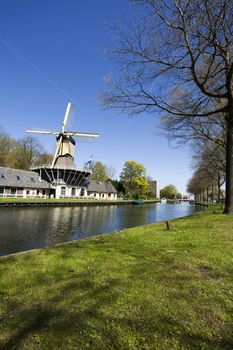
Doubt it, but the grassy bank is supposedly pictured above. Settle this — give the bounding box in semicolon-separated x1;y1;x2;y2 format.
0;198;130;203
0;198;159;204
1;206;233;349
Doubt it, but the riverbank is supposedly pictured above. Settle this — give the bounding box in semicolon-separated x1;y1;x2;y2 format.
0;198;160;207
1;205;233;349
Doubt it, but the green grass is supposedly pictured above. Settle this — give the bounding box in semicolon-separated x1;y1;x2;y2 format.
1;206;233;349
0;198;159;204
0;198;127;203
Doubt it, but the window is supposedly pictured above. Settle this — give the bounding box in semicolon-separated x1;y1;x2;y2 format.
61;187;66;196
0;187;4;194
71;188;76;196
37;190;40;195
11;188;16;195
26;190;30;195
108;193;111;197
1;174;5;179
80;188;85;197
42;190;45;195
16;175;20;181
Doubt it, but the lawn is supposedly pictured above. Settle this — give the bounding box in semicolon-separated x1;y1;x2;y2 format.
0;206;233;349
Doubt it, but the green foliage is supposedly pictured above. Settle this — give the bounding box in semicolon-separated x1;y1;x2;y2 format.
1;206;233;349
90;161;108;181
160;184;178;199
111;180;126;197
146;178;157;199
120;160;149;198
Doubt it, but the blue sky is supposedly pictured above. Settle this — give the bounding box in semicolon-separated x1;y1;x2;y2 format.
0;0;192;194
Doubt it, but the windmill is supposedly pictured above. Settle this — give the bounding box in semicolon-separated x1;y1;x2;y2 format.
27;102;99;168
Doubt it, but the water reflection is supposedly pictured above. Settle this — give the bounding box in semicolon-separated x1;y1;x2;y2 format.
0;203;197;256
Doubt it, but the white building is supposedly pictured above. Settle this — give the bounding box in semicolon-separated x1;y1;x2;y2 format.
0;166;118;200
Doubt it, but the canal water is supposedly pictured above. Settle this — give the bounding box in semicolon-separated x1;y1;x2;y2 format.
0;203;198;256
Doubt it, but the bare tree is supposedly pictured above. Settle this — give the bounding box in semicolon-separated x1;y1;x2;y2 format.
101;0;233;213
188;140;225;202
106;165;116;180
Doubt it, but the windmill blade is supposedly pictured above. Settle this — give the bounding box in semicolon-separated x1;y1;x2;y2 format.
51;136;63;168
62;102;72;132
64;132;99;138
26;129;60;135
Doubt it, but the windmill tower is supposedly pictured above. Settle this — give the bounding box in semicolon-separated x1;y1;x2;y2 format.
27;102;99;168
27;103;99;198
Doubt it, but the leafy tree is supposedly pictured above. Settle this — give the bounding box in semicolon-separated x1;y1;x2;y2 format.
111;180;126;197
176;193;182;200
160;185;178;199
90;161;108;181
101;0;233;213
133;176;149;198
120;160;149;197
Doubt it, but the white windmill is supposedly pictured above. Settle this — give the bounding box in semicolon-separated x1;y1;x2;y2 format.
27;102;99;168
27;103;99;198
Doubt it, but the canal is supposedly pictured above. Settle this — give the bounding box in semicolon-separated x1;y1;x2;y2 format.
0;203;198;256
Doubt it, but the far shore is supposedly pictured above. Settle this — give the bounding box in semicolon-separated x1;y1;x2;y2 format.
0;198;160;207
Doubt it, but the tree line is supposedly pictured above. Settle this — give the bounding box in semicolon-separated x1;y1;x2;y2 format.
0;132;157;198
90;160;157;199
101;0;233;213
0;132;53;170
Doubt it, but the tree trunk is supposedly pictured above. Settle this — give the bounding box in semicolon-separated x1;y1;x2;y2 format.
224;117;233;213
207;187;209;203
218;172;221;204
212;181;214;203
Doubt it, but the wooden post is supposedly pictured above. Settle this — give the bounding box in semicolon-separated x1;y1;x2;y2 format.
166;220;173;231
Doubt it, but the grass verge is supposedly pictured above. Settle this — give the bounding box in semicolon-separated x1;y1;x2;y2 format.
0;205;233;349
0;198;159;204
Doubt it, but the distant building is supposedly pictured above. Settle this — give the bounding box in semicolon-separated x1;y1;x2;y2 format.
87;180;118;200
151;180;158;198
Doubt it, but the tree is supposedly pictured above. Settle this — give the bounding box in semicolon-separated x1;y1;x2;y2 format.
101;0;233;213
90;161;108;181
111;180;126;197
34;152;54;167
146;176;157;198
106;165;116;180
188;140;226;202
0;133;53;170
0;132;18;167
120;160;149;197
15;137;43;170
160;185;178;199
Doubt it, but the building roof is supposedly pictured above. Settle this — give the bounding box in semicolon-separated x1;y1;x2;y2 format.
0;167;51;189
87;180;117;193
